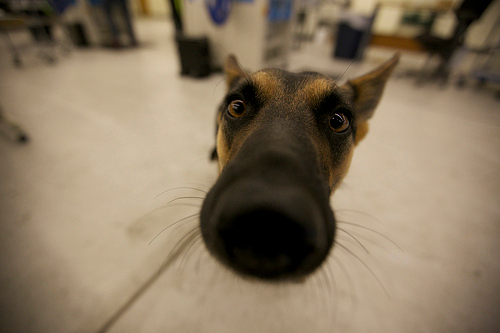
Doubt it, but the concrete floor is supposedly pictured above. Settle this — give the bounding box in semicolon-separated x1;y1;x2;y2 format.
1;18;499;333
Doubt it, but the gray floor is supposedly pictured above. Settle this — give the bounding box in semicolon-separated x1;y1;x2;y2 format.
1;18;499;333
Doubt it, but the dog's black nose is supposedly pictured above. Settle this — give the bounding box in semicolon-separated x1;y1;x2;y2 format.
202;180;333;280
216;209;318;278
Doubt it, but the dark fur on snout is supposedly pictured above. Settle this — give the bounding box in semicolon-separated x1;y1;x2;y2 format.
201;55;399;281
201;122;336;280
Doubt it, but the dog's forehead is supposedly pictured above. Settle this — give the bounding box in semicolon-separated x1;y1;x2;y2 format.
250;69;339;106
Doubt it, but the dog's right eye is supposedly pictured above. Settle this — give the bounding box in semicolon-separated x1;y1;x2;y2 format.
227;100;246;118
328;112;350;133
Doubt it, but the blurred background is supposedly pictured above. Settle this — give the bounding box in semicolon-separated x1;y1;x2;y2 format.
1;0;499;332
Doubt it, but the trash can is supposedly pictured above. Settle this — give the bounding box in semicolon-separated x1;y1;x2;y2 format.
67;23;90;47
176;35;212;78
333;12;372;60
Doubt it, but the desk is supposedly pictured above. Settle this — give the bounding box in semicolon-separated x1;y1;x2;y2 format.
370;1;454;51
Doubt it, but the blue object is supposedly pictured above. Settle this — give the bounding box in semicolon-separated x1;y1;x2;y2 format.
268;0;292;22
206;0;231;26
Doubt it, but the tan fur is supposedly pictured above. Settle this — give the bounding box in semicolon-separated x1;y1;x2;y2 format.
217;117;255;172
301;77;334;106
310;132;354;192
330;148;354;191
252;71;281;102
355;122;369;145
216;124;229;172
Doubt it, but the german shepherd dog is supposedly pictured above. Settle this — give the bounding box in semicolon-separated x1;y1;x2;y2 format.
201;54;399;281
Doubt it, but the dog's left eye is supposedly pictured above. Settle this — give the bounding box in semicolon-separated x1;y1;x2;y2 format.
329;112;350;132
228;100;246;118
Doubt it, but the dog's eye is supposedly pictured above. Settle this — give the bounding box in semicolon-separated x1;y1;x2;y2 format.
228;100;246;118
329;112;349;132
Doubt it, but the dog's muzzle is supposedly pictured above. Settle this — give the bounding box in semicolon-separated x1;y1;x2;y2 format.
201;124;336;280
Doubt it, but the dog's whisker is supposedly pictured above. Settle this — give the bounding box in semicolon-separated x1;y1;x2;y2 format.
336;208;385;224
337;220;402;251
139;202;201;225
319;269;335;327
316;268;329;319
302;272;315;304
232;57;251;80
319;265;334;302
187;183;211;190
319;264;337;330
329;253;358;316
194;239;208;273
165;196;205;205
339;228;398;255
161;226;200;271
178;232;203;272
311;272;325;315
154;186;208;199
164;203;202;209
323;260;338;314
133;205;199;236
337;227;369;254
214;77;227;101
335;60;356;85
149;213;199;245
335;242;390;299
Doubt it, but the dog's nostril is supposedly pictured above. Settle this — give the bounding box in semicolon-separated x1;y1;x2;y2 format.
217;210;317;277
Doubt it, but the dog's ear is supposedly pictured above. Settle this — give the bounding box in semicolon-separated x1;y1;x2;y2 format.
343;53;399;144
225;55;248;90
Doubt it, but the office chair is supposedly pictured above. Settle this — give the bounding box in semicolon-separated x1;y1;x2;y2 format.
414;0;493;85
